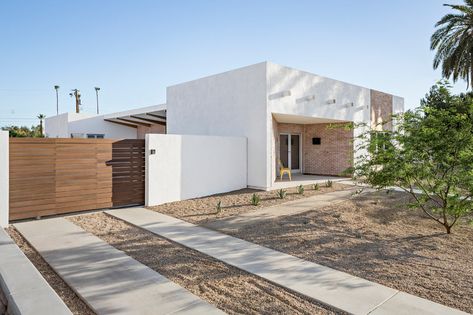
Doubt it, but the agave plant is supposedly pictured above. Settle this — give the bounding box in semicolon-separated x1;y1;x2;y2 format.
276;189;287;199
250;193;261;206
297;185;304;195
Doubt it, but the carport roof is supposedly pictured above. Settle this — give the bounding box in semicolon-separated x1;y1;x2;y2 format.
104;104;167;128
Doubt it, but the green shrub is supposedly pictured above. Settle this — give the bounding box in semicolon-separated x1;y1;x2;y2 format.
297;185;304;195
251;193;261;206
313;183;319;190
216;200;222;214
325;180;333;188
276;189;287;199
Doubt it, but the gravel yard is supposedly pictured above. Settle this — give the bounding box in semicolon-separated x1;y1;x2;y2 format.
6;227;95;315
206;190;473;313
69;212;341;315
148;182;348;224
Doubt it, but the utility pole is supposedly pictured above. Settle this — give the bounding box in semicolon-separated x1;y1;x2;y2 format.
94;87;100;114
69;89;81;113
54;85;60;115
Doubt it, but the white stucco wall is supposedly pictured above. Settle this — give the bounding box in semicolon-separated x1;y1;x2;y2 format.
166;62;268;189
45;113;137;139
0;131;8;227
68;115;137;139
267;63;373;182
45;113;71;138
146;134;247;206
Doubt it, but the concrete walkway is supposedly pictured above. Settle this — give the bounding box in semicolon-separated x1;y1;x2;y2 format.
14;218;223;315
0;229;72;315
205;186;366;231
108;207;468;315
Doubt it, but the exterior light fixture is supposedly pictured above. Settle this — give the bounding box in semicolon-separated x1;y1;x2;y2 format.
296;95;316;103
344;102;354;108
268;90;291;100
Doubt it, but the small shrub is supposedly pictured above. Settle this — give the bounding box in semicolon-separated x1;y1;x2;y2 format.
313;183;319;190
216;200;222;214
251;193;261;206
276;189;287;199
297;185;304;195
325;180;333;188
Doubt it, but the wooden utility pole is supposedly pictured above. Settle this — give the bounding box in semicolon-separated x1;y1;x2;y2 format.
69;89;81;113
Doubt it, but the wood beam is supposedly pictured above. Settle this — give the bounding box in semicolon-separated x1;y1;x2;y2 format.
130;115;166;126
146;112;167;120
104;119;138;128
116;118;151;127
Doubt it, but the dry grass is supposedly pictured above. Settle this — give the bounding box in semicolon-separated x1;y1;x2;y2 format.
148;183;347;224
6;227;95;315
69;213;341;315
208;190;473;313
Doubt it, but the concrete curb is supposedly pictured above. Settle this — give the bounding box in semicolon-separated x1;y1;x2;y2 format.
0;228;72;315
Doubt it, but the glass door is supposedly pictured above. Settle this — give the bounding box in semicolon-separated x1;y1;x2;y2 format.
279;133;301;172
279;134;289;169
291;134;300;170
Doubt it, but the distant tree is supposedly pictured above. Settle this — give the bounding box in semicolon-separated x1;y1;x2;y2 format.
1;125;41;137
37;114;46;137
431;0;473;88
354;82;473;234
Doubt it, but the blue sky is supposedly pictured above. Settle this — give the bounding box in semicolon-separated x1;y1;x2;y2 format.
0;0;466;126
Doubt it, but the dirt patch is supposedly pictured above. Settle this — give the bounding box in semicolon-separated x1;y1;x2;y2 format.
209;191;473;313
148;183;347;224
6;227;95;315
69;213;341;315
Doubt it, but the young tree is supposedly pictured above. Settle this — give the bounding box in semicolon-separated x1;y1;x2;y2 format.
354;82;473;234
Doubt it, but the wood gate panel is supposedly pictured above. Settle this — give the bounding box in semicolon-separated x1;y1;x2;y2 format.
9;138;145;221
110;140;145;207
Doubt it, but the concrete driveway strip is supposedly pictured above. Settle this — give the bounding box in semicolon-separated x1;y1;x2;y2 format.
14;218;224;315
107;207;468;315
0;228;72;315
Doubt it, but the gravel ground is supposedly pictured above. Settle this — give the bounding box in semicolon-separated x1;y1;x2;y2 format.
148;182;347;224
207;190;473;313
69;213;342;315
6;227;95;315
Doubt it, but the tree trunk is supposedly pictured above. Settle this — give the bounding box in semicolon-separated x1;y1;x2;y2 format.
445;224;451;234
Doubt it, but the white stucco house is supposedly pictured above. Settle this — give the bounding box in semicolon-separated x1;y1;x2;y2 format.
46;62;404;192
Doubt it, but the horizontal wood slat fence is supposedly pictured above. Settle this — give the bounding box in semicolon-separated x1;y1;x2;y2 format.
9;138;145;220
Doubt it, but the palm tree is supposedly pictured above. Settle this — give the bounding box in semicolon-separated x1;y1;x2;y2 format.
37;114;46;137
431;0;473;89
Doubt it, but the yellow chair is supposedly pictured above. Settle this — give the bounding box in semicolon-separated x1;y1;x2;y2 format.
278;159;292;181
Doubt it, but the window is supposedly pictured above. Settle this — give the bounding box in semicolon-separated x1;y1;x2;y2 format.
87;134;105;139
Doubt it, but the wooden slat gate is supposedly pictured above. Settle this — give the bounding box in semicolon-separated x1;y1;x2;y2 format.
9;138;145;221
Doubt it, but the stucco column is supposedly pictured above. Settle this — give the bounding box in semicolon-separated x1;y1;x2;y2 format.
0;131;8;227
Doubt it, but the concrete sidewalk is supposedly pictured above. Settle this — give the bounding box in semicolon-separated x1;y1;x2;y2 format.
108;207;468;315
14;218;223;315
205;186;366;231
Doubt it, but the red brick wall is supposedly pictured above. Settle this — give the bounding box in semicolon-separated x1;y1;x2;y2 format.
273;121;353;176
303;123;353;176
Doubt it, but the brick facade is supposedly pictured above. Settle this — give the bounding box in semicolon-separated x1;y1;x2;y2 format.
371;90;393;131
273;120;353;177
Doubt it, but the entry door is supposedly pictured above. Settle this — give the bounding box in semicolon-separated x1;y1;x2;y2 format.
279;134;301;172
